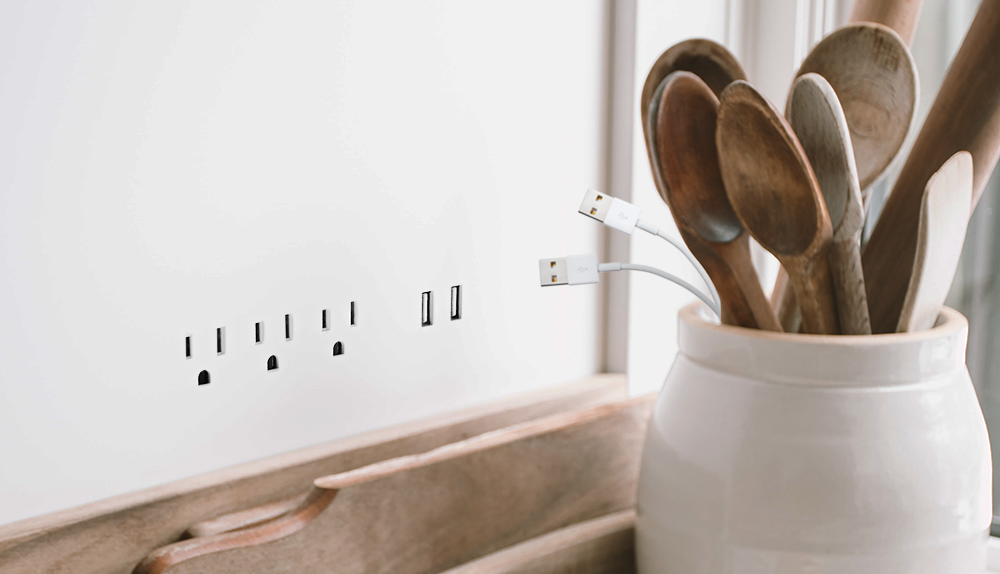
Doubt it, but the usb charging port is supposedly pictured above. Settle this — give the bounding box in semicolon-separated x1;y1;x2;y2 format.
421;291;433;327
450;285;462;320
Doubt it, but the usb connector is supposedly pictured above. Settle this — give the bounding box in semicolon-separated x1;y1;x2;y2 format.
578;188;720;310
538;254;599;286
578;188;641;234
537;253;719;315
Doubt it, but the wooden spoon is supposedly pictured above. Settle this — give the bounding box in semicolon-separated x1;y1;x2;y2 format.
849;0;924;46
640;41;751;327
640;39;747;150
897;151;973;333
783;73;871;335
863;0;1000;333
655;72;781;331
717;81;839;335
796;23;919;204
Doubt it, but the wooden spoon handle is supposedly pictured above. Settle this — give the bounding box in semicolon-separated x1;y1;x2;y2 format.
684;231;782;331
849;0;923;45
770;268;802;333
862;0;1000;333
786;250;840;335
830;236;872;335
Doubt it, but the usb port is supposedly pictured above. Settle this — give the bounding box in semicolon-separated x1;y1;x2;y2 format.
421;291;433;327
450;285;462;320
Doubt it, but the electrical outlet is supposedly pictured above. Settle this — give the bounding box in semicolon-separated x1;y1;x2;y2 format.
182;287;460;387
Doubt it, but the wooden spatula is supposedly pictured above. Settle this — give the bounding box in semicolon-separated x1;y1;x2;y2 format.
896;151;973;333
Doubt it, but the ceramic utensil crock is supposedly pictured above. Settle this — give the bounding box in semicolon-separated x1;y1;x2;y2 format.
636;303;991;573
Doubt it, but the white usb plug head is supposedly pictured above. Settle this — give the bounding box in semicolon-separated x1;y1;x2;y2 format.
578;188;641;235
579;188;613;222
538;254;599;286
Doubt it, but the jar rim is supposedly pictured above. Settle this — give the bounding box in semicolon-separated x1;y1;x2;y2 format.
679;302;966;344
676;303;968;385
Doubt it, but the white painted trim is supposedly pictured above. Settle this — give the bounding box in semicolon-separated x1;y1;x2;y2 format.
603;0;638;375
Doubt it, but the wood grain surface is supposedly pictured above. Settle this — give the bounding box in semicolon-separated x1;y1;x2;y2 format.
717;81;839;334
786;73;871;335
897;151;974;332
439;510;636;574
131;396;654;574
0;374;627;574
639;41;750;328
862;0;1000;333
795;23;918;199
849;0;924;45
656;71;781;331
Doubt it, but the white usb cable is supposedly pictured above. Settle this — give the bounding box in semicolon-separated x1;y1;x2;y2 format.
577;189;720;310
538;254;720;317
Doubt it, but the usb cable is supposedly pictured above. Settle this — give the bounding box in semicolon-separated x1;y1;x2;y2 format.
577;189;720;309
538;254;720;317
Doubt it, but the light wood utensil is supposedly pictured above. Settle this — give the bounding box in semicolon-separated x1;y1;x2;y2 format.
897;151;973;333
655;72;781;331
796;22;919;204
717;81;840;335
784;73;871;335
849;0;924;45
862;0;1000;334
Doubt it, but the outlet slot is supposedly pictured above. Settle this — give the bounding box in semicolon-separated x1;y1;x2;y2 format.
216;327;225;355
350;301;356;326
450;285;462;320
333;341;344;356
185;336;192;359
321;309;329;330
198;370;210;386
421;291;433;327
267;355;278;371
255;322;263;344
285;314;292;340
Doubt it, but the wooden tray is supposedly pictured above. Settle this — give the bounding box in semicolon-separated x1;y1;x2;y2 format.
132;395;653;573
0;374;629;574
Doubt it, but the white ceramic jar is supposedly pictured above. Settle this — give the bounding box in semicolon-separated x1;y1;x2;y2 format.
636;303;992;573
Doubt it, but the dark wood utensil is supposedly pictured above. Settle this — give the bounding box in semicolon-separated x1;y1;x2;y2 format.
655;72;781;331
717;81;840;335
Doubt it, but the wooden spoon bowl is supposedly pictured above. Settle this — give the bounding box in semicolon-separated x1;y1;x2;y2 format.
717;81;839;334
641;39;746;198
796;23;918;194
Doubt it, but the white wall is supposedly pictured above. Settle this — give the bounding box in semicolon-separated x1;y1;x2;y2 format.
0;1;612;525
